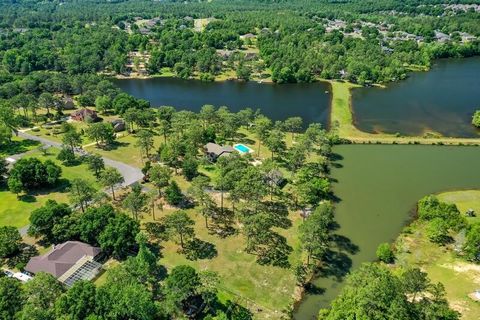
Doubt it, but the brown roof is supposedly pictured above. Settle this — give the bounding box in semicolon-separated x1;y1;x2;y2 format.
25;241;101;278
71;108;97;117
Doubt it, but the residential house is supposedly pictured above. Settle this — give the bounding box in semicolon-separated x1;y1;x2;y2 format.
70;108;98;122
435;30;451;43
25;241;103;287
111;119;126;132
240;33;256;40
265;169;286;188
204;143;235;162
63;95;75;110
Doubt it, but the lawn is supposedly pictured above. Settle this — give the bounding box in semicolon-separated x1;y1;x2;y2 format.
395;190;480;320
0;148;100;228
84;126;280;169
0;137;40;158
151;207;302;319
85;133;166;168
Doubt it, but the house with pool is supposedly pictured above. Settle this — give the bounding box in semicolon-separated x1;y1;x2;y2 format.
233;143;253;154
204;143;253;161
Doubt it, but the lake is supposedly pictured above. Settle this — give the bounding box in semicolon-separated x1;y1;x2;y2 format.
112;77;332;127
294;144;480;319
352;57;480;138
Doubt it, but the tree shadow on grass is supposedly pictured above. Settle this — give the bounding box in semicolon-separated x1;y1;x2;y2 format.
101;141;130;151
0;139;40;156
184;238;217;260
19;194;36;203
210;208;237;238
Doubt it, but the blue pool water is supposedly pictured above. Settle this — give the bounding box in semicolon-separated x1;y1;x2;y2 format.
234;144;250;153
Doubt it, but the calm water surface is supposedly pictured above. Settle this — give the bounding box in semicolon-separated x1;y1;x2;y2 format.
352;57;480;137
295;144;480;319
113;77;331;127
113;61;480;318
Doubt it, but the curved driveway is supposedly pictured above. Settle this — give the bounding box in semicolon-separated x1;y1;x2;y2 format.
17;131;143;187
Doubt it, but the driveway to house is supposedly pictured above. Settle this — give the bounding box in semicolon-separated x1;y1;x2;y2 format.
17;131;143;187
14;131;144;236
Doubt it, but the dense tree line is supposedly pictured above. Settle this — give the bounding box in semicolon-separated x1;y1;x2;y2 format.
319;263;460;320
0;233;251;320
0;0;478;84
417;195;480;261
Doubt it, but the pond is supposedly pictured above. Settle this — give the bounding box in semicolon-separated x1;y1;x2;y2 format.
352;57;480;138
112;77;332;127
294;144;480;319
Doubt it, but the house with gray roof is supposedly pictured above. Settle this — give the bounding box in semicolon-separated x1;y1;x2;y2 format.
25;241;102;287
204;143;235;162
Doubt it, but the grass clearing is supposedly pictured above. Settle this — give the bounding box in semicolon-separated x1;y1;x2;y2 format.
395;190;480;320
0;137;40;158
85;133;166;168
0;148;99;228
150;207;301;319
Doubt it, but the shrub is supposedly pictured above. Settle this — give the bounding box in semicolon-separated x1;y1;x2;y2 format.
463;222;480;262
7;158;62;193
0;226;22;258
417;195;465;230
472;110;480;128
57;147;76;165
376;243;394;263
426;218;451;244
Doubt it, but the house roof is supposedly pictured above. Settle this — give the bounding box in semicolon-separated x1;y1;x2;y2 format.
265;169;284;186
71;108;97;117
205;143;235;156
25;241;101;278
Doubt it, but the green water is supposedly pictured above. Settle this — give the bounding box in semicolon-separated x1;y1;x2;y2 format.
295;144;480;319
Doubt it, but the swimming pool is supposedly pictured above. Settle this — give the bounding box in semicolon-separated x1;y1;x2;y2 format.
234;144;252;154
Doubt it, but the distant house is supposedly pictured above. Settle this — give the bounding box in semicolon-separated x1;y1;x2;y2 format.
70;108;98;122
63;96;75;110
265;169;285;188
459;32;476;43
25;241;103;287
216;49;235;59
111;119;126;132
240;33;256;40
204;143;235;162
434;30;451;43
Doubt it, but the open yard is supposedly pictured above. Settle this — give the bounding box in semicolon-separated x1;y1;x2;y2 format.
0;148;99;228
395;190;480;320
146;207;302;319
0;137;40;158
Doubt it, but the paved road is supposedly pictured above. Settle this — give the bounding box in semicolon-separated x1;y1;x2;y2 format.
17;131;143;187
14;131;144;236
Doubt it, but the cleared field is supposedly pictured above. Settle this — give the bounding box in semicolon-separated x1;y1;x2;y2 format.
395;190;480;320
0;148;99;228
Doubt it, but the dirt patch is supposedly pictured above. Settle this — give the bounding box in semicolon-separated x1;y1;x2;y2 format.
441;261;480;285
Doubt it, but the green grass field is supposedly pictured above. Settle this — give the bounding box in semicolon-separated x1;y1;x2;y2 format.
395;190;480;320
0;137;40;158
0;148;99;228
152;208;302;318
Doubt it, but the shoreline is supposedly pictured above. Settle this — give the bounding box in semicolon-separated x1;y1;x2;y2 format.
328;80;480;146
107;65;480;146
